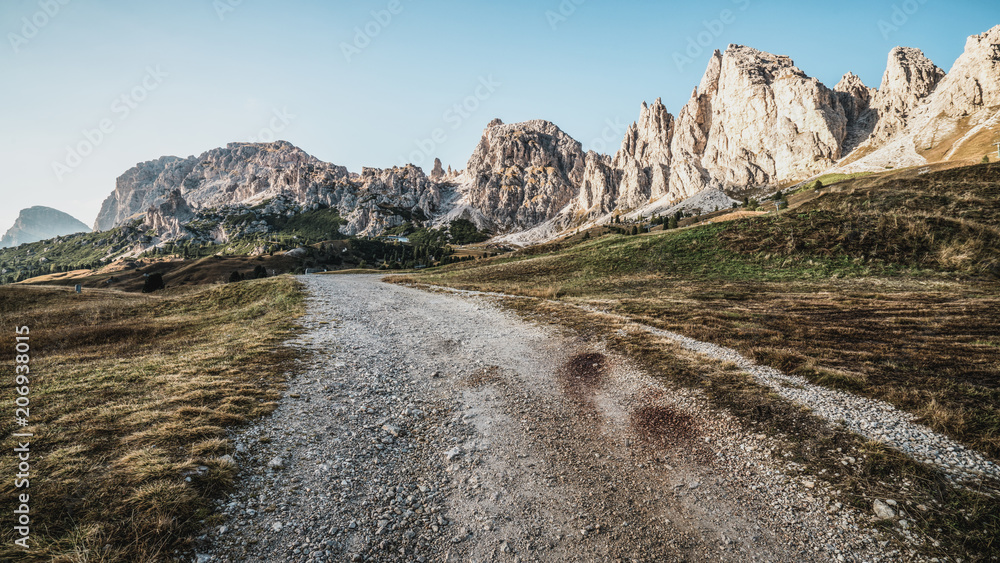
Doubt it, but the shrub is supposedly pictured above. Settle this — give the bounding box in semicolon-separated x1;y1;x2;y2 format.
228;271;243;283
142;273;165;293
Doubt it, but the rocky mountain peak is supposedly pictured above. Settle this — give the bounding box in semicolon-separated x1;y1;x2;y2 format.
921;24;1000;119
430;158;445;180
698;50;724;97
721;44;804;81
683;44;846;191
460;119;585;232
613;98;673;168
833;72;879;152
611;98;675;209
835;73;875;104
1;206;90;248
865;47;946;145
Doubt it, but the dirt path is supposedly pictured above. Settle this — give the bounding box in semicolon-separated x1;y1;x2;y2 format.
203;274;903;562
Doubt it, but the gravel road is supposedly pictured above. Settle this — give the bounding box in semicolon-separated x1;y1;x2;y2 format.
202;274;913;562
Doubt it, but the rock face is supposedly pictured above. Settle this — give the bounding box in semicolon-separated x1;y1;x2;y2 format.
430;158;446;181
912;24;1000;151
568;45;853;221
866;47;946;147
0;206;90;248
94;141;447;238
612;98;675;211
834;73;878;153
143;190;195;241
460;119;585;231
94;155;193;231
837;24;1000;171
695;46;848;190
340;165;446;235
575;151;620;218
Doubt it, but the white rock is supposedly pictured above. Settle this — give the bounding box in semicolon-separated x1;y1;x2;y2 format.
873;500;896;519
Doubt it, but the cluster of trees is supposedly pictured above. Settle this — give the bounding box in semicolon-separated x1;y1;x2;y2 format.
228;265;270;283
738;190;787;212
651;210;689;230
0;260;107;285
447;219;491;245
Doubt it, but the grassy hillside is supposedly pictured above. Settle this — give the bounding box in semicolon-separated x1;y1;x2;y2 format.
0;225;139;285
0;277;305;562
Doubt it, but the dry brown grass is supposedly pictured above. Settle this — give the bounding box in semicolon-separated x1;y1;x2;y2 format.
500;297;1000;561
0;277;305;562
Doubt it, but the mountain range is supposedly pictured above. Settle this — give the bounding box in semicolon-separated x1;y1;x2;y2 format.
80;24;1000;249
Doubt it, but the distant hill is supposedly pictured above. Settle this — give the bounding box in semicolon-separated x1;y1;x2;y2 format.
0;206;90;248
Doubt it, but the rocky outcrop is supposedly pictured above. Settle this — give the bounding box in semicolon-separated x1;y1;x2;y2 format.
563;45;863;222
339;165;447;235
430;158;445;181
0;206;90;248
837;25;1000;171
460;119;585;232
143;190;195;241
835;73;876;122
866;47;945;147
94;141;448;238
612;98;674;210
912;24;1000;151
575;151;619;217
94;155;194;231
834;73;878;153
697;45;848;189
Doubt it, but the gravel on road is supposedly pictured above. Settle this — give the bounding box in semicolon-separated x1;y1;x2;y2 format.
201;274;916;562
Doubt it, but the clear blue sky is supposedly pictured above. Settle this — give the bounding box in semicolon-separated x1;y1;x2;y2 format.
1;0;997;231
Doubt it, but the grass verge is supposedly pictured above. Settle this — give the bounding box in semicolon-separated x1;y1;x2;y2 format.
0;276;305;562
